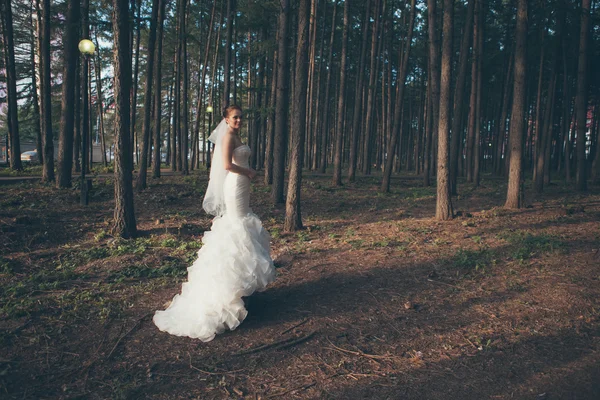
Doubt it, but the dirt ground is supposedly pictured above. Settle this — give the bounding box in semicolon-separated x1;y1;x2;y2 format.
1;170;599;399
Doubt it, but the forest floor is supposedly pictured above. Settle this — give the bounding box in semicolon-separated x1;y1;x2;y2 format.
1;169;599;399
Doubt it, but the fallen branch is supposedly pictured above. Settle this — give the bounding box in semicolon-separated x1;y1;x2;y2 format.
280;318;309;335
107;312;152;359
189;354;244;376
324;338;396;361
234;331;317;356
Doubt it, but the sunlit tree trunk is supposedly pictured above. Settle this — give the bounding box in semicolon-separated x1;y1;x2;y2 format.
435;0;454;220
285;0;309;232
505;0;528;209
272;0;290;203
264;51;277;184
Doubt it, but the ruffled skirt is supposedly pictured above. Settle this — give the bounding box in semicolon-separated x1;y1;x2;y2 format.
153;212;276;341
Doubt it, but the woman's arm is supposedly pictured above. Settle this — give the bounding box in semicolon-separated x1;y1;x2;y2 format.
222;133;256;179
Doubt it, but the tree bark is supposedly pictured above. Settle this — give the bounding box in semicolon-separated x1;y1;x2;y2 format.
112;0;137;238
435;0;454;220
285;0;310;232
152;0;167;178
223;0;235;109
332;0;349;186
264;50;277;184
424;0;441;187
94;30;107;167
135;0;160;190
272;0;290;203
348;0;371;181
450;0;475;194
180;0;189;175
505;0;528;209
1;0;22;171
318;0;338;174
380;0;416;192
29;1;42;166
40;0;53;181
575;0;591;191
57;0;80;187
362;0;382;176
130;0;142;168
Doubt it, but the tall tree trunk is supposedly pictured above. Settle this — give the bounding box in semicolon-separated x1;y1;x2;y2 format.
94;30;107;166
465;0;479;184
152;0;167;178
180;0;189;175
348;0;371;181
272;0;290;203
135;0;160;190
435;0;454;220
40;0;53;181
305;0;318;170
592;103;600;184
264;51;277;184
450;0;475;194
380;0;416;192
223;0;235;109
532;27;546;184
130;0;142;168
252;34;266;170
285;0;309;232
332;0;349;186
473;2;483;187
494;49;514;176
505;0;528;209
29;1;42;165
57;0;80;187
173;4;182;172
362;0;381;176
318;0;338;174
424;0;441;186
82;0;91;175
1;0;22;171
192;0;215;171
575;0;591;192
112;0;137;238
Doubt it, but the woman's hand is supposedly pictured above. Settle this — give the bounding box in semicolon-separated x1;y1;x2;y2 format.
247;168;257;180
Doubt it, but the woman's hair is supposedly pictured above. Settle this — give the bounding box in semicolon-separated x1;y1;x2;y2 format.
223;104;242;118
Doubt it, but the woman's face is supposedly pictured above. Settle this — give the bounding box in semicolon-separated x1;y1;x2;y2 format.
226;109;243;131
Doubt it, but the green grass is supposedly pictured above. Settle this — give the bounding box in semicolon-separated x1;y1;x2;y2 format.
450;248;495;273
500;231;567;260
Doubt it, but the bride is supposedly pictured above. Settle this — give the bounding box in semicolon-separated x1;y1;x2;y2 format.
153;105;276;341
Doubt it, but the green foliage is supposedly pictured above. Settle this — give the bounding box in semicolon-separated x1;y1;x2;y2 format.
500;231;567;261
109;261;186;282
450;248;495;273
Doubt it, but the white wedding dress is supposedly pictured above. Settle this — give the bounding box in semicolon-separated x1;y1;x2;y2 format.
153;145;276;341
